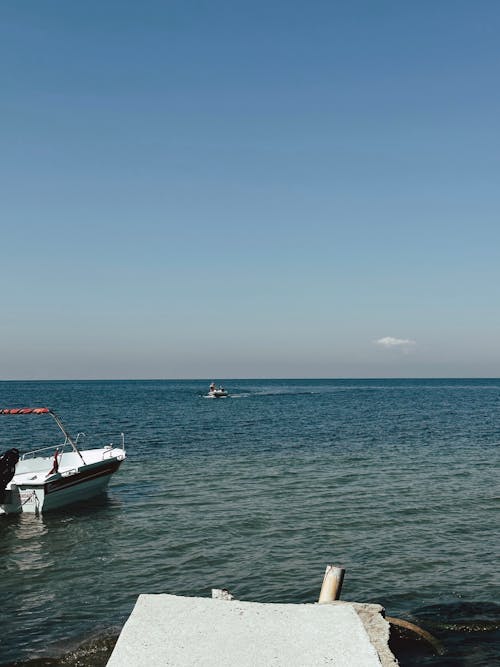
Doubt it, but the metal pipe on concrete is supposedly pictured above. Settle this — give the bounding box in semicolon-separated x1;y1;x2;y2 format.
318;564;345;603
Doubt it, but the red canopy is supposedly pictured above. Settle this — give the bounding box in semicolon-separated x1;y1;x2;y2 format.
0;408;51;415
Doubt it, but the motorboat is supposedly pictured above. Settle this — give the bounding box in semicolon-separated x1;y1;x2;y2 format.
0;407;126;515
207;384;229;398
208;388;229;398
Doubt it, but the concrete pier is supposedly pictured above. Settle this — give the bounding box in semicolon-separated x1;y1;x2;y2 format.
107;594;398;666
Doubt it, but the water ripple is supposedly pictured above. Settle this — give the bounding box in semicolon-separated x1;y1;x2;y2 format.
0;379;499;666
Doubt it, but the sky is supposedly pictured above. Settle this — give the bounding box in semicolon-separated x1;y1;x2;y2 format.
1;0;499;379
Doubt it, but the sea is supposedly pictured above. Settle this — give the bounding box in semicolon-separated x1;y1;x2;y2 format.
0;379;498;666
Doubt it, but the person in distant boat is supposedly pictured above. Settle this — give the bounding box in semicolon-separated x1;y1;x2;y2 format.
209;382;215;392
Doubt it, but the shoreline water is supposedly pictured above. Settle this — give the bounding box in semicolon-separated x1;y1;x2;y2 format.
2;600;499;667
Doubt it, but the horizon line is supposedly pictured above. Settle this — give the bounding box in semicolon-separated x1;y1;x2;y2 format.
1;377;499;382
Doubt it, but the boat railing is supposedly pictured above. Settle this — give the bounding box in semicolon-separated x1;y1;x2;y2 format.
20;439;73;460
101;433;126;459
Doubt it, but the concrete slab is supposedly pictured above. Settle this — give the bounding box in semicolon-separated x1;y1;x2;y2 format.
107;594;396;666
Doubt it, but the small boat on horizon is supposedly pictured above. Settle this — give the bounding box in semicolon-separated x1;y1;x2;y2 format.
206;382;229;398
0;407;126;515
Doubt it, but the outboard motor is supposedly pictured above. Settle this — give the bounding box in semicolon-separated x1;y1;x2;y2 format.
0;448;19;503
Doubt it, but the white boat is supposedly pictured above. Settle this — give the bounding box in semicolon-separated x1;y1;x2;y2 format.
0;407;126;515
208;389;229;398
207;384;229;398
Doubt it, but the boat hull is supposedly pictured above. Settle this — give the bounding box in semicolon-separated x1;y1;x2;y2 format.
0;454;125;515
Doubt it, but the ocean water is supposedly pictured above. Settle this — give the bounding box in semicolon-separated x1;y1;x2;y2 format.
0;379;498;666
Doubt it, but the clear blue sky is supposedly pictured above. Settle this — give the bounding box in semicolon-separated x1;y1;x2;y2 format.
1;1;499;379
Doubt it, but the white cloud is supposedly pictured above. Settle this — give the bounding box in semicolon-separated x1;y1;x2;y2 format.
375;336;416;348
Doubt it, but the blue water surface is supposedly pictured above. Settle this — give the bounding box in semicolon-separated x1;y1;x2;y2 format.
0;379;499;665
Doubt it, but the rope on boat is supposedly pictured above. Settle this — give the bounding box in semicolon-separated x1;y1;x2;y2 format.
8;489;39;514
